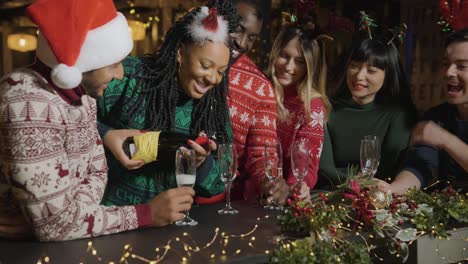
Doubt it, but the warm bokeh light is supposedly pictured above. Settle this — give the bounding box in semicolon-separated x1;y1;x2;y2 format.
7;33;37;52
128;20;146;41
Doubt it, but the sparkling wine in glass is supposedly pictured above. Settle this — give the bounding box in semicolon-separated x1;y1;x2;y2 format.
360;135;380;178
263;141;283;210
291;140;309;186
217;144;239;215
174;149;197;226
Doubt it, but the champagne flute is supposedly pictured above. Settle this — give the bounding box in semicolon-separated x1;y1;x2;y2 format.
174;149;197;226
291;140;309;187
360;135;380;179
263;141;283;210
217;144;239;215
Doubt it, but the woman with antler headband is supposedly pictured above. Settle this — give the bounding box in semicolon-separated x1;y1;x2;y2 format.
266;19;333;203
95;1;239;223
318;13;417;189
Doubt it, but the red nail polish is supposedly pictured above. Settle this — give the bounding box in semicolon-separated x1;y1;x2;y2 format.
140;129;148;133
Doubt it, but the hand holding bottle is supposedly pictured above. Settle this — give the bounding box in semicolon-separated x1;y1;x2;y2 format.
103;129;145;170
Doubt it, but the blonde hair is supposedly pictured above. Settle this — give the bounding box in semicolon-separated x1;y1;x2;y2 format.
267;26;332;121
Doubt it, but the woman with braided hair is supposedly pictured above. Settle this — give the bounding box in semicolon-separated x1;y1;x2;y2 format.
96;0;239;213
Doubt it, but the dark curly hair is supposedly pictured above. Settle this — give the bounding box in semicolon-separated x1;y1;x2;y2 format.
444;28;468;48
127;0;240;143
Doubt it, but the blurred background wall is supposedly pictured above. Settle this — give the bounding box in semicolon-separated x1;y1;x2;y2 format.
0;0;447;112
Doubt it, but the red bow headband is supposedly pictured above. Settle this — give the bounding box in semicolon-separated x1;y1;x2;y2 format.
188;6;228;43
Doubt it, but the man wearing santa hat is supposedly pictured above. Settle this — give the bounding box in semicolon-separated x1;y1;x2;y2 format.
0;0;186;241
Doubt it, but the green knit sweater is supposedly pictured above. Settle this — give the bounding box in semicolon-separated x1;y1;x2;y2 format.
318;97;416;188
96;56;227;206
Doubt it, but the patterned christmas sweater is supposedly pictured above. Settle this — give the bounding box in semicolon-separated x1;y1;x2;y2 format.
277;87;325;189
96;56;226;206
0;63;152;241
228;54;278;201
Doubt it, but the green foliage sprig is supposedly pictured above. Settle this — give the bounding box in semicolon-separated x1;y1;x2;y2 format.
403;187;468;238
271;237;371;264
359;11;377;39
272;163;467;263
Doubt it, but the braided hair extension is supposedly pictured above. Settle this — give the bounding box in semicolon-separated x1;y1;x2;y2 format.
127;0;239;144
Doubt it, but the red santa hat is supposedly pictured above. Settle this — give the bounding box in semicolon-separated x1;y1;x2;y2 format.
188;6;229;43
27;0;133;89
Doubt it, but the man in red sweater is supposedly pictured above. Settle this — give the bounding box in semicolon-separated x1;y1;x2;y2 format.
227;0;286;203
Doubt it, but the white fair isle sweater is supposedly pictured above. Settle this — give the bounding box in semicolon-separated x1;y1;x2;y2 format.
0;67;151;241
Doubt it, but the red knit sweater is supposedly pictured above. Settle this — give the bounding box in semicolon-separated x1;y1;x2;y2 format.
228;54;278;201
277;87;325;189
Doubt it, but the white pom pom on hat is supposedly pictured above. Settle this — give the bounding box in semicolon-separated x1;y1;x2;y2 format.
27;0;133;89
188;6;229;44
51;64;82;89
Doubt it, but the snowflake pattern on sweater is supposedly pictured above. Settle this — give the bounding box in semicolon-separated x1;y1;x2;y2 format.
228;54;278;201
277;88;325;189
0;68;151;241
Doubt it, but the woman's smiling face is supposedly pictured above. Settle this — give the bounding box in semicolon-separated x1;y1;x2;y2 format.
274;36;307;88
177;41;230;99
346;60;385;105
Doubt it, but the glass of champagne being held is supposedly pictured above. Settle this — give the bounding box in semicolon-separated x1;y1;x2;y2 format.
263;141;283;210
217;144;239;215
174;148;197;226
291;140;309;187
360;135;380;179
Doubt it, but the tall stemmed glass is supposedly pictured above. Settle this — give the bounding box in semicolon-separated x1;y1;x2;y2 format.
263;141;283;210
360;135;380;179
217;144;239;215
174;149;198;226
291;140;309;187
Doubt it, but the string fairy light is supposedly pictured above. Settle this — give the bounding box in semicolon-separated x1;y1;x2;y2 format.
31;183;468;264
36;215;272;263
432;233;468;263
35;255;50;264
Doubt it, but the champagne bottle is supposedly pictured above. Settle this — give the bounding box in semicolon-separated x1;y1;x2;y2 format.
122;131;190;162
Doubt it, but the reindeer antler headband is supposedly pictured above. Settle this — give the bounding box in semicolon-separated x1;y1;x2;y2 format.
358;11;377;39
282;0;317;29
359;11;407;45
386;23;408;45
438;0;468;32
